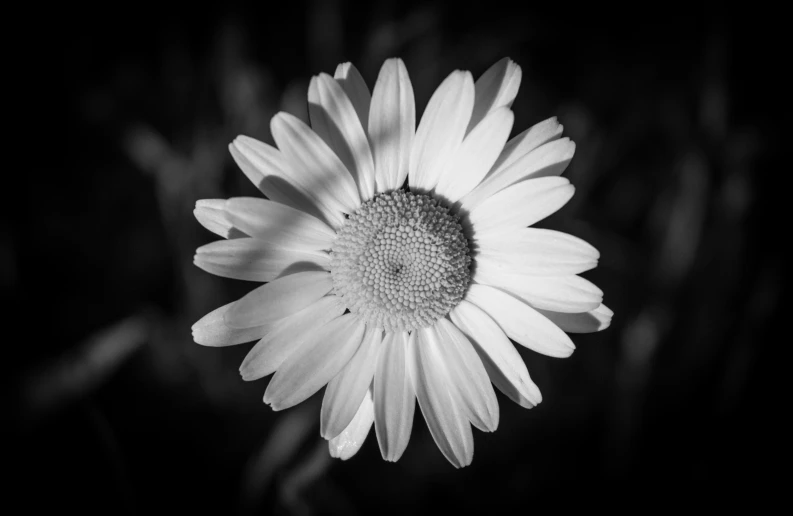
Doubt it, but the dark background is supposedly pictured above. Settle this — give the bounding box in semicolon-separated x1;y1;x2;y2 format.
10;1;783;513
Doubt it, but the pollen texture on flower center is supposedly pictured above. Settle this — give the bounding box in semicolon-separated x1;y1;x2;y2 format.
330;190;471;332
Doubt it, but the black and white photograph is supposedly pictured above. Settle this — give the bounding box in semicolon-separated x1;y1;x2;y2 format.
10;1;782;514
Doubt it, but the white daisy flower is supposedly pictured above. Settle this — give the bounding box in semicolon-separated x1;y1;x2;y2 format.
192;57;612;468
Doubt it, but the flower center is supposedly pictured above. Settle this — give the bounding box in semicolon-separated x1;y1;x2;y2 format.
330;190;471;332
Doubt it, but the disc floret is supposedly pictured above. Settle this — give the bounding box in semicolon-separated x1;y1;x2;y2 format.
330;190;471;332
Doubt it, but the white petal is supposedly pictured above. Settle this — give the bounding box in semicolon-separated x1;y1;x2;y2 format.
465;284;576;358
473;228;599;276
465;177;574;236
461;137;576;210
472;272;603;313
369;58;415;193
192;301;272;347
466;57;522;134
488;116;564;178
329;388;374;460
434;107;514;203
409;70;474;192
334;62;371;132
373;331;416;462
263;315;366;410
450;301;542;408
537;304;613;334
308;74;376;201
410;326;473;468
270;112;361;227
224;271;333;328
435;318;499;432
229;138;326;223
194;238;329;282
194;199;247;239
223;197;336;251
239;296;347;380
321;326;382;439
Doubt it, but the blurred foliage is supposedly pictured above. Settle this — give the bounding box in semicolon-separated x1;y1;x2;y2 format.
10;1;783;514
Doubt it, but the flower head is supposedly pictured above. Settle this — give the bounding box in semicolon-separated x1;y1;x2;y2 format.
192;57;612;467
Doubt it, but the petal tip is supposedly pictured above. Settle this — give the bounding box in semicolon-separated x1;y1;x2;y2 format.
233;134;256;147
559;344;576;358
526;382;543;405
462;70;474;84
195;198;219;210
453;455;473;469
269;111;291;132
382;448;405;463
334;61;351;74
264;396;285;411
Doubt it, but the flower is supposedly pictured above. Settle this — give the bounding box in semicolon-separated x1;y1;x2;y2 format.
192;57;612;468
